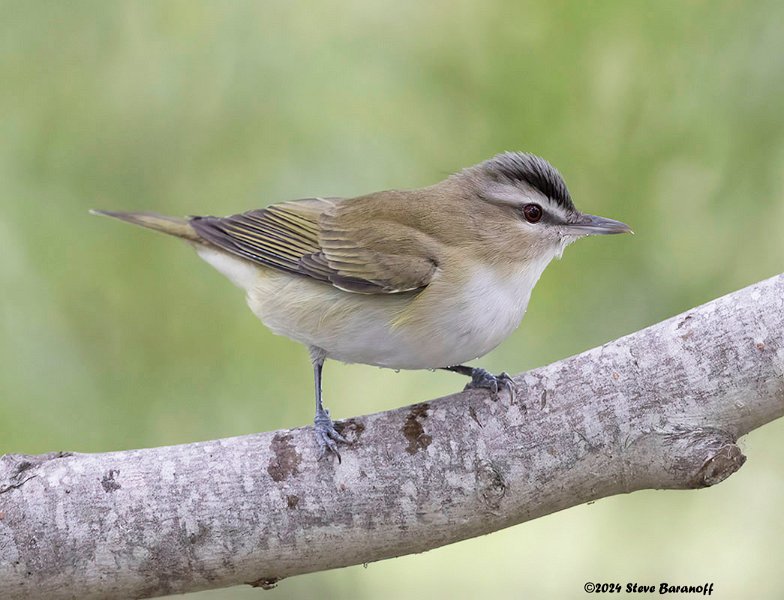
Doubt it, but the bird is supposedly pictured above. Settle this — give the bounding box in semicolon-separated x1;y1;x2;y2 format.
92;151;631;459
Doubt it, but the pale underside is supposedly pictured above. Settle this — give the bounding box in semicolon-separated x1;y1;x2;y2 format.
197;246;550;368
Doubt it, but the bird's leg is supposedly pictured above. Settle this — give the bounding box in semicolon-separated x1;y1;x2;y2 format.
442;365;516;401
310;347;348;461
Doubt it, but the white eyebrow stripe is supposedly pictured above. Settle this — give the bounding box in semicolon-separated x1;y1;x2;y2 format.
481;183;528;207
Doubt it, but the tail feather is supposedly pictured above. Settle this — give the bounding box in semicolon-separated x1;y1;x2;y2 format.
90;210;201;243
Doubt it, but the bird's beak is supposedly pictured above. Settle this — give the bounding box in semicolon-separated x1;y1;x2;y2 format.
564;213;633;236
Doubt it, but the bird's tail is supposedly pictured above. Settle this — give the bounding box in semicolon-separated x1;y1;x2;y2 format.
90;210;202;243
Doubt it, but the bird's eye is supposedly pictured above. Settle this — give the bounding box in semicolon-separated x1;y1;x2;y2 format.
522;203;543;223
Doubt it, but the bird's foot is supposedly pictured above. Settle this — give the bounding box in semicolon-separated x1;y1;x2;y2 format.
464;368;516;402
314;407;350;462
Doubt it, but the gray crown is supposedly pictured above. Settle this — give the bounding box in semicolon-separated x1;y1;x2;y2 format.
481;152;574;211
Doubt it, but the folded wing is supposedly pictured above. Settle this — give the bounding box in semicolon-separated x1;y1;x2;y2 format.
190;196;437;294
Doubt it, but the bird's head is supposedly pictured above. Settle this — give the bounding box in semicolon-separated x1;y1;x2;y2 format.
456;151;631;263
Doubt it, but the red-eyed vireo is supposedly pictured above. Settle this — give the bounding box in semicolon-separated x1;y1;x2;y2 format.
93;152;631;459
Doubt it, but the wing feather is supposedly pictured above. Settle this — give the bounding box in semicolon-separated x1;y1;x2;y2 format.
189;196;437;294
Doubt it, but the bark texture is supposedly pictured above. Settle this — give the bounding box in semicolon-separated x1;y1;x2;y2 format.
1;273;783;599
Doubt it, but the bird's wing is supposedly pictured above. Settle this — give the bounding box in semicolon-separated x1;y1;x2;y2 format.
189;195;438;294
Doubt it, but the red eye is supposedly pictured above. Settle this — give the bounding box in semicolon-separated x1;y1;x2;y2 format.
523;203;543;223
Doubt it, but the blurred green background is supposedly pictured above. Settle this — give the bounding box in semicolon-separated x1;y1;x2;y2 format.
2;1;783;598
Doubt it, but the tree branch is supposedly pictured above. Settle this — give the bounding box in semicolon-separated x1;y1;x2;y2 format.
2;273;783;599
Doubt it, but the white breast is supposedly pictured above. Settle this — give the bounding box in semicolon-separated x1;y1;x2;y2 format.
195;245;555;371
402;256;553;367
450;266;538;357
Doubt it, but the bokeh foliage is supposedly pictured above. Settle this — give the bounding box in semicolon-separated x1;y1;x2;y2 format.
1;1;783;598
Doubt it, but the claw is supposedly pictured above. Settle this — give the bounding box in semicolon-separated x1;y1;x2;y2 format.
464;368;516;402
314;407;350;462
